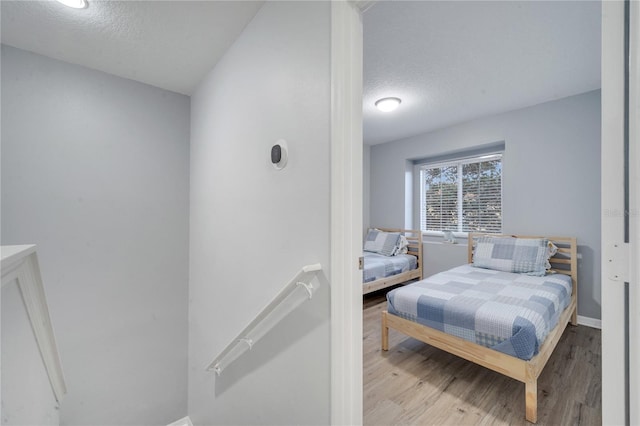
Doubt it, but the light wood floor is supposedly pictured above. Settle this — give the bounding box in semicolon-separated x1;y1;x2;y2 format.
363;289;602;426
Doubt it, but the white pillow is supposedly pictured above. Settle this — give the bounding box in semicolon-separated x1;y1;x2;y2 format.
392;235;409;255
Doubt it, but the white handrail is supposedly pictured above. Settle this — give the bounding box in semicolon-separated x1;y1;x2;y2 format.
206;263;322;375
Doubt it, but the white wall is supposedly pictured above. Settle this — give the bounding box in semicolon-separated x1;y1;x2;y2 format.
2;280;59;425
188;2;331;424
422;242;469;278
364;144;371;232
1;45;190;424
370;90;602;320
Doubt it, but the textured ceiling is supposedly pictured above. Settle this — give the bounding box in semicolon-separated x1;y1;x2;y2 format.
363;1;601;145
1;1;601;139
1;0;264;95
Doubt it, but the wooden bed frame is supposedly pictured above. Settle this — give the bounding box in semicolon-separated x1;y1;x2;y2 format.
381;233;578;423
363;228;423;295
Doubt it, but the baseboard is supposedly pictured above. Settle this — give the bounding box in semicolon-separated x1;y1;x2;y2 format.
577;315;602;329
167;416;193;426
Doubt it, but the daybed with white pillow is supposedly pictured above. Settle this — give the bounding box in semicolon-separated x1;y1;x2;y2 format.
381;233;578;423
363;228;423;295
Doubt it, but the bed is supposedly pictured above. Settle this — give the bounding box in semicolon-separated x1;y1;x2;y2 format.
363;228;423;295
381;233;578;423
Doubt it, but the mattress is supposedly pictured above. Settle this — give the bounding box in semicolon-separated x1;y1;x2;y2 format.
386;264;573;360
363;252;417;283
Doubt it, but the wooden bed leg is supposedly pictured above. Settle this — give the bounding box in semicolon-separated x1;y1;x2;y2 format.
525;373;538;423
570;306;578;326
381;311;389;351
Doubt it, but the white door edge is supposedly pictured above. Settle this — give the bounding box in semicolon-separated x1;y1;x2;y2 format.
330;1;365;424
602;1;630;424
629;0;640;423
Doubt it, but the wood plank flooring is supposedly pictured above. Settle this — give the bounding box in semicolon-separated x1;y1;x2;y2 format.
363;289;602;425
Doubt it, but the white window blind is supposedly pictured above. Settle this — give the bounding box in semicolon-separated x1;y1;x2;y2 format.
419;154;502;233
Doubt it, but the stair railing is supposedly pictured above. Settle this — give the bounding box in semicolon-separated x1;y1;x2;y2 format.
206;263;322;375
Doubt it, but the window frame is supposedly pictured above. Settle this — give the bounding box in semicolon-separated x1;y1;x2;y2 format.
417;153;503;237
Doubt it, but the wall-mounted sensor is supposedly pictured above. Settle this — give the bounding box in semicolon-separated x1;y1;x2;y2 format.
271;139;288;170
271;145;282;163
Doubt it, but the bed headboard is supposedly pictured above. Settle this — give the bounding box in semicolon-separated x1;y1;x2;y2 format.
467;233;578;299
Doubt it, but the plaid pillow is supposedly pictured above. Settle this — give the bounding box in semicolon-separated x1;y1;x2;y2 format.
364;229;400;257
473;236;549;276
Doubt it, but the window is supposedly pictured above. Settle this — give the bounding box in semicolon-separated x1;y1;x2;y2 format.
419;154;502;233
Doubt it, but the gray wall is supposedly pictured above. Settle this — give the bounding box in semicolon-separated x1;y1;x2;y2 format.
370;90;601;320
188;2;331;424
1;45;190;424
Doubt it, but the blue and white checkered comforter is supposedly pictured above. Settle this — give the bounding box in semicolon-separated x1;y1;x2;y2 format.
386;264;573;360
363;252;417;283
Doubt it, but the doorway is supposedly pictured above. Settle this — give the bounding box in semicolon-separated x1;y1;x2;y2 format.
364;0;601;422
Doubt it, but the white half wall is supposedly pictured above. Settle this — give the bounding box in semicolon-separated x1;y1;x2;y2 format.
188;2;331;424
370;90;602;320
2;280;59;426
1;45;190;425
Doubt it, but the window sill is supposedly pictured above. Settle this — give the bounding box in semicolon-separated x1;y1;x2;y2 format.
422;230;469;239
423;240;468;247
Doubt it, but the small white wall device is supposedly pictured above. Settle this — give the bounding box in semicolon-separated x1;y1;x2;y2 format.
442;230;456;243
271;139;288;170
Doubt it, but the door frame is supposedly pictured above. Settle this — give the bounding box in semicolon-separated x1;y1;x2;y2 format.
630;3;640;422
601;1;627;423
602;0;639;424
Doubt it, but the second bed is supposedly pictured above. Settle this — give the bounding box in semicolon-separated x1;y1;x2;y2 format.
381;233;578;423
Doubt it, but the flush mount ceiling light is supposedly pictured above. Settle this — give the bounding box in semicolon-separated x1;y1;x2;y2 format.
56;0;87;9
375;97;401;112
